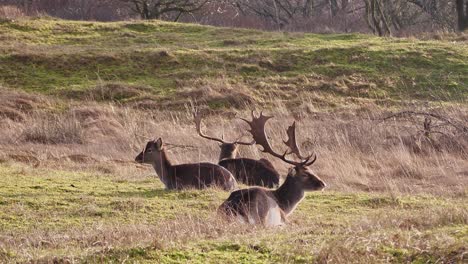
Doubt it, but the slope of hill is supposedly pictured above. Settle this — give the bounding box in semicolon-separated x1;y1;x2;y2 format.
0;17;467;109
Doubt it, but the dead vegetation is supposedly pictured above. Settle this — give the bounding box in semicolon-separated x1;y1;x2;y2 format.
54;79;259;111
1;212;256;263
168;78;259;110
417;31;468;42
0;88;49;122
380;111;468;156
59;83;154;103
0;87;467;196
19;112;85;144
0;5;25;20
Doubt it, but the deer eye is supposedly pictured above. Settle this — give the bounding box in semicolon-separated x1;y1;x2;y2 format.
146;149;152;153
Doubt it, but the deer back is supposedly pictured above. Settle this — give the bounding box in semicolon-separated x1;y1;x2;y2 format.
169;162;237;190
218;158;280;187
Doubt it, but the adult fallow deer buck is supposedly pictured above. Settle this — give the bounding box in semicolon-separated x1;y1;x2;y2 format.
194;112;280;188
135;138;237;190
218;112;326;226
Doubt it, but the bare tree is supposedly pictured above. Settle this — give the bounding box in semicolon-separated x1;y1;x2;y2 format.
118;0;209;20
363;0;392;36
233;0;327;30
456;0;468;31
407;0;455;31
329;0;349;16
361;0;456;36
0;0;461;34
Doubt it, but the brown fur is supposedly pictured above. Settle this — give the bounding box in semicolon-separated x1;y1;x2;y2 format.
135;138;237;190
217;143;280;187
219;158;280;188
218;166;325;226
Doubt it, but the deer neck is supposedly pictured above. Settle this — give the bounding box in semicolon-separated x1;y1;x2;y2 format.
218;144;238;161
273;175;305;216
152;149;173;186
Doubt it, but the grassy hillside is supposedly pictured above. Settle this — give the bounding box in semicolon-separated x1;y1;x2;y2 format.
0;17;467;109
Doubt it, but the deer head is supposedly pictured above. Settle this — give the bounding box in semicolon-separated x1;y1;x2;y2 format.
135;138;163;164
241;112;325;191
194;110;255;160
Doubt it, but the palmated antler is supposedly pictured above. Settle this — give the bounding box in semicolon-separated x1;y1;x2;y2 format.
284;122;306;160
241;111;317;167
193;110;255;146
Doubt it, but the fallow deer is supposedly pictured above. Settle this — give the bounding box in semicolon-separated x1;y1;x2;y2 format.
218;112;326;226
135;138;237;190
194;112;280;188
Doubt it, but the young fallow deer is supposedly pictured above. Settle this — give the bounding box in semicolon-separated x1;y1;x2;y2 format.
194;112;280;188
135;138;237;190
218;112;326;227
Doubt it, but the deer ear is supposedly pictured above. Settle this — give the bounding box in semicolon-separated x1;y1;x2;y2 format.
155;138;163;148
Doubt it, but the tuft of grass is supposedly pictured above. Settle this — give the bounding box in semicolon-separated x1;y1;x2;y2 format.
20;113;84;144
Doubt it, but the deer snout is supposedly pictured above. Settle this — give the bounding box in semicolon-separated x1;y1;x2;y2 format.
135;152;143;163
318;181;327;190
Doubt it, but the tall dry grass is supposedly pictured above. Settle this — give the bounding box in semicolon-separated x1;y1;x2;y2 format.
0;6;25;20
0;89;467;196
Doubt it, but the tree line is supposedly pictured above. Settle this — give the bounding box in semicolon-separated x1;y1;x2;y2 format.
1;0;467;35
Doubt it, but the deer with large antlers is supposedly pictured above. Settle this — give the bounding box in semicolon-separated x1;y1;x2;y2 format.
194;111;280;188
218;112;326;226
135;138;237;190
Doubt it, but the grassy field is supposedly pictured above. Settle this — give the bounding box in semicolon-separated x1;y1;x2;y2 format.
0;17;467;263
0;163;466;263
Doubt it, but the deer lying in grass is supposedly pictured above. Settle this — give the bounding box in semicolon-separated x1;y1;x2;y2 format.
135;138;237;190
218;112;326;226
194;112;280;188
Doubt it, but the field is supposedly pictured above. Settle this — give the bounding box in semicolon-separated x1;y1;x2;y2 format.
0;17;467;263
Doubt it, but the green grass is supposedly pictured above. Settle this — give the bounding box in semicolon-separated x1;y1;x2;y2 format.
0;163;466;263
0;17;467;108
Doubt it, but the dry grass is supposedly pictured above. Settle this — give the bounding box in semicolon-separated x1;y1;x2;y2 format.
19;113;85;144
1;213;253;262
416;31;468;42
0;88;467;195
0;6;25;20
0;88;49;122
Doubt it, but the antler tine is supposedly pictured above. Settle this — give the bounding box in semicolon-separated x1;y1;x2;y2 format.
241;111;300;166
233;137;256;146
193;110;227;144
284;121;306;160
285;121;318;166
304;154;317;166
